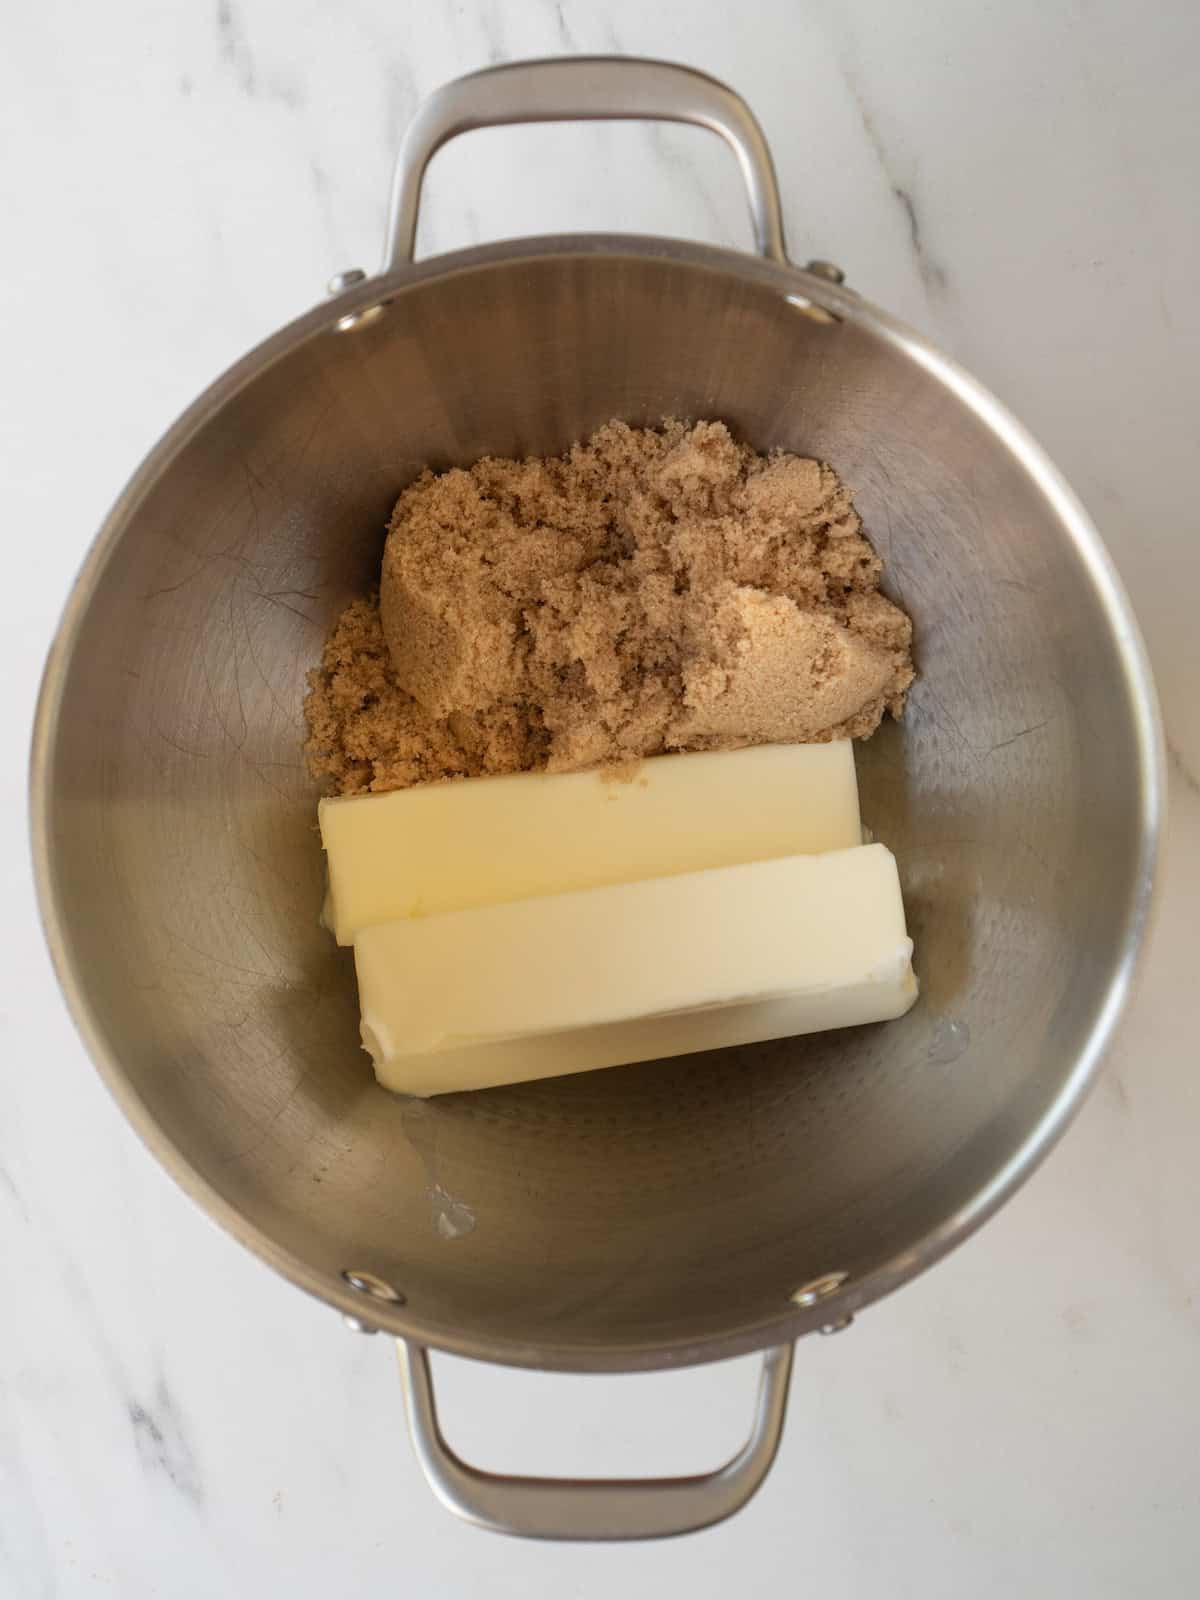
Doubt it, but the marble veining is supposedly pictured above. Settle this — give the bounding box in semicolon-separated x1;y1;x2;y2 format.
0;1157;30;1224
215;0;305;109
1167;737;1198;798
128;1379;205;1508
841;61;951;304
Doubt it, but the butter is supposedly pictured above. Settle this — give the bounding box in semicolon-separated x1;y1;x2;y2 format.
319;742;861;944
355;844;917;1097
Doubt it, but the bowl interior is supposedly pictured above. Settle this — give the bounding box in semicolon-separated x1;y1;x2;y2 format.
36;248;1155;1365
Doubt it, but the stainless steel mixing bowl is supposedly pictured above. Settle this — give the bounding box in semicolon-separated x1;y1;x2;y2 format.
32;59;1163;1540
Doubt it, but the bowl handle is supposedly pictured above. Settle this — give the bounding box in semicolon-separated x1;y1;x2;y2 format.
382;56;788;272
395;1338;794;1541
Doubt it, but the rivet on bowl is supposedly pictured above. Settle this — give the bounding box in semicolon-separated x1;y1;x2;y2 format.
343;1314;381;1335
325;269;385;332
784;291;839;325
326;267;368;294
790;1270;849;1307
334;304;385;333
342;1268;406;1304
818;1315;854;1335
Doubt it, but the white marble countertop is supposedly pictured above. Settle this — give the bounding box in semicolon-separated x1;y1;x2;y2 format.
4;1;1199;1594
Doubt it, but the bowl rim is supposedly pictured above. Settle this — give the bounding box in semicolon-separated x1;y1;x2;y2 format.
29;233;1166;1370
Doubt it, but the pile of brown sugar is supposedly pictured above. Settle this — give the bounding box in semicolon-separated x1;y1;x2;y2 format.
305;420;914;795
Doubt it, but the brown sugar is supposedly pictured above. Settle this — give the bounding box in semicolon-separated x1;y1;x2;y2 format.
304;420;914;795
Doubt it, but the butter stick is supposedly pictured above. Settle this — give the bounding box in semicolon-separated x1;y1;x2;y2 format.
319;742;861;944
355;844;917;1097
